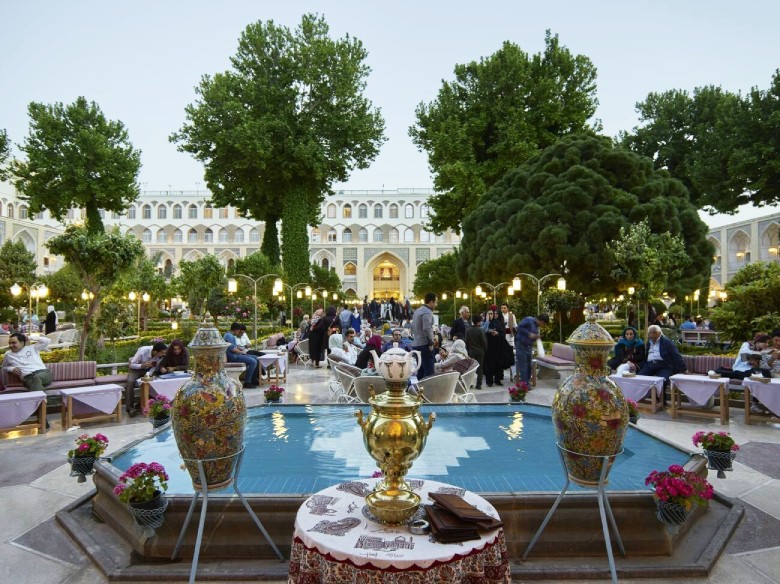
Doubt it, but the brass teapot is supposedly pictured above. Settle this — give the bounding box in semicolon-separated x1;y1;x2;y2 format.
356;344;435;524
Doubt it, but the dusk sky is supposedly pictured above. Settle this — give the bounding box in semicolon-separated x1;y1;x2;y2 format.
2;1;778;227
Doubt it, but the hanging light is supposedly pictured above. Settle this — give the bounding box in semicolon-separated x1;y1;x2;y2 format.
227;279;238;293
305;286;311;296
171;321;178;330
142;292;150;302
512;277;521;290
507;286;514;296
455;290;462;299
557;277;566;291
273;278;283;293
296;290;303;299
627;286;635;295
475;285;482;296
128;291;137;301
10;283;22;297
441;293;447;300
332;292;338;300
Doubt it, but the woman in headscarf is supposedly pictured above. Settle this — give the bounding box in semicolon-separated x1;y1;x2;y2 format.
465;313;487;389
308;308;327;368
483;306;505;387
298;314;311;340
45;305;58;335
435;339;468;373
355;334;383;370
608;326;645;374
158;339;190;374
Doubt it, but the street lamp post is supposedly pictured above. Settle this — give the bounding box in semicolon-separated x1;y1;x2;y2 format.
227;273;283;345
10;282;48;332
513;273;565;315
454;289;472;312
474;281;513;307
274;280;310;328
309;288;328;313
128;291;150;335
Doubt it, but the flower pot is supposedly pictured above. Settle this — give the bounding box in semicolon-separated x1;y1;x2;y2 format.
150;413;171;429
172;325;246;491
703;449;736;479
265;396;282;404
629;415;639;424
655;499;688;526
552;317;629;486
128;490;168;529
509;397;525;403
68;456;97;483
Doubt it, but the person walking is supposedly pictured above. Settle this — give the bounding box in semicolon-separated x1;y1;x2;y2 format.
411;292;437;380
44;305;58;335
515;313;550;385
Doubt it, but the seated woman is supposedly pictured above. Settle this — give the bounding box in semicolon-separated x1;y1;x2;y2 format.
355;334;383;370
434;339;468;374
607;326;645;374
329;329;359;365
157;339;190;374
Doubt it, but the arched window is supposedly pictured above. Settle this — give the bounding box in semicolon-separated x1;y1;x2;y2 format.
19;206;28;219
420;230;430;243
343;229;353;242
327;230;337;242
374;204;383;219
343;204;352;219
7;204;14;218
390;228;399;243
405;204;414;219
219;208;228;219
327;204;336;218
173;229;183;243
373;228;384;242
344;262;357;276
219;229;229;243
204;228;214;243
173;204;182;219
322;258;330;270
157;205;167;219
142;228;152;243
128;206;136;219
389;204;398;219
156;230;166;243
142;204;151;219
250;227;260;242
311;228;320;243
188;204;198;219
359;228;368;242
188;228;198;243
234;229;245;243
404;228;414;243
0;203;3;216
111;211;121;219
204;204;213;220
358;204;368;218
421;204;429;217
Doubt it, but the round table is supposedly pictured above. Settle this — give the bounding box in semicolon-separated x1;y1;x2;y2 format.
288;478;510;583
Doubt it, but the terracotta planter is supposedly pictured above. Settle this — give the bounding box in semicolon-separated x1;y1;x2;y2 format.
552;316;629;486
172;325;246;490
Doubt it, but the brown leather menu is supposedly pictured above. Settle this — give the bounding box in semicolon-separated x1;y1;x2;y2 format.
423;505;480;543
428;493;503;530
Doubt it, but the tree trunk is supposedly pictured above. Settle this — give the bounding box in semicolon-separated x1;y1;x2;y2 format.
79;295;100;360
261;217;281;266
281;200;310;286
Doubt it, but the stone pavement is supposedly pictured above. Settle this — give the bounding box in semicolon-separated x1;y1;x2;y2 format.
0;364;778;583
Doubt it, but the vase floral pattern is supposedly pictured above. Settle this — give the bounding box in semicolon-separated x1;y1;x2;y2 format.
552;316;629;486
172;325;246;490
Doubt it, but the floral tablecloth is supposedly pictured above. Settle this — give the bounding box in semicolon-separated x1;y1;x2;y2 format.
288;478;510;583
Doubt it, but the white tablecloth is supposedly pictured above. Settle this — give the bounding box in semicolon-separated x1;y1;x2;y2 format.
743;378;780;416
609;375;664;402
669;374;724;406
60;384;122;414
290;478;508;582
258;352;287;377
149;377;189;400
0;391;46;428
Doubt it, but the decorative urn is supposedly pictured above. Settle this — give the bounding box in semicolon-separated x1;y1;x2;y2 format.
355;346;435;524
551;315;629;485
172;323;246;490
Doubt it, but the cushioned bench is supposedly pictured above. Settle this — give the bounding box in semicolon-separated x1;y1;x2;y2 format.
534;343;575;379
682;355;743;390
1;361;98;393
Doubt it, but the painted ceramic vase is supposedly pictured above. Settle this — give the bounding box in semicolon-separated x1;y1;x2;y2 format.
551;315;629;486
172;324;246;490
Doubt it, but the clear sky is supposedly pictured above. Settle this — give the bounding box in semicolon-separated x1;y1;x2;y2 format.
1;0;778;227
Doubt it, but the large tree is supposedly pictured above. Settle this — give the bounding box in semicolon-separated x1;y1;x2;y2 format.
176;254;226;321
456;134;713;297
409;31;599;233
0;129;10;181
12;97;141;234
47;225;144;359
171;13;385;284
0;240;37;321
620;70;780;213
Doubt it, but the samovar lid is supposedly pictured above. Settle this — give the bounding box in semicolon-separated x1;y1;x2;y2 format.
566;314;615;347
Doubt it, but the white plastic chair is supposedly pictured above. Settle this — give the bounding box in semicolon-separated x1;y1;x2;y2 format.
334;366;359;403
454;363;478;403
418;371;460;403
352;376;387;403
295;339;311;367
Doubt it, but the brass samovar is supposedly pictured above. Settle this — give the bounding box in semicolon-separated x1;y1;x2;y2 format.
355;346;436;524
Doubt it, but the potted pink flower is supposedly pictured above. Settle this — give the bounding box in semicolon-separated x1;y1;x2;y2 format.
143;395;172;428
645;464;713;526
508;381;529;402
264;385;285;403
627;399;639;424
692;431;739;478
113;461;169;528
67;432;109;482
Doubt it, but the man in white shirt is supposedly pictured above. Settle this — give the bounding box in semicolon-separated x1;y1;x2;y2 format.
125;341;168;416
329;328;359;365
2;333;52;391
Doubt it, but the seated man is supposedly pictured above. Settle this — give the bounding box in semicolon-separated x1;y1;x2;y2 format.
2;333;52;391
638;325;686;392
329;328;359;365
382;328;412;352
224;322;259;389
680;315;697;330
125;341;167;416
717;333;771;380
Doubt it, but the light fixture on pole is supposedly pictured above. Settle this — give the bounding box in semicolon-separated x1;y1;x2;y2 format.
227;273;283;346
274;281;311;328
474;281;513;306
514;273;564;315
11;282;48;331
441;291;457;318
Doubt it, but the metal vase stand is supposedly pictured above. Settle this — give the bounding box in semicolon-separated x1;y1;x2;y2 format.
171;445;284;584
522;443;626;584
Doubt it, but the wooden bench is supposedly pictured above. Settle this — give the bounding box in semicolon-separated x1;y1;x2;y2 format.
534;343;575;380
0;391;47;433
60;384;123;430
681;330;720;346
